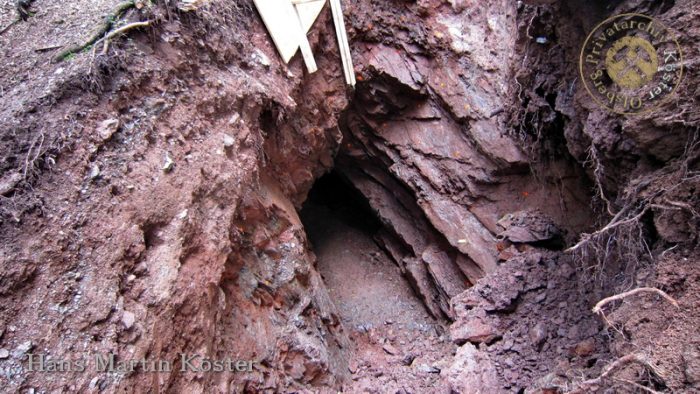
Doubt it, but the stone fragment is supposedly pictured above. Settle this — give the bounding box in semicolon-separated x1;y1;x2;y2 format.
0;172;22;196
450;317;500;345
382;343;398;355
122;311;136;329
89;165;100;179
416;364;440;374
445;343;499;392
162;154;174;172
96;119;119;141
14;340;32;358
401;353;416;366
0;349;9;359
529;322;547;350
253;49;271;67
498;210;563;246
571;338;595;357
223;134;235;148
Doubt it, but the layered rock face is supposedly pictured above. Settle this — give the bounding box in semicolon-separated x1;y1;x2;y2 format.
336;0;592;320
0;0;698;392
0;3;353;392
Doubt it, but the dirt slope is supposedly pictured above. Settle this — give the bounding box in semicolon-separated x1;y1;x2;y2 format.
0;0;698;393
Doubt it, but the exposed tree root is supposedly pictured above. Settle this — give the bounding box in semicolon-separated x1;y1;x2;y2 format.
177;0;211;11
567;354;665;394
614;378;664;394
565;204;649;253
589;145;616;216
592;287;679;315
52;1;137;62
23;132;45;180
591;287;679;332
568;131;699;267
0;0;35;36
96;21;151;55
0;19;19;36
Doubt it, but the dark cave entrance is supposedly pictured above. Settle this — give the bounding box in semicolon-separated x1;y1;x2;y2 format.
300;171;436;332
301;170;382;238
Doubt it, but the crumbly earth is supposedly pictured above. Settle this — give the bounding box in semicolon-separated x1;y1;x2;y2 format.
0;0;698;393
301;190;454;392
303;201;436;333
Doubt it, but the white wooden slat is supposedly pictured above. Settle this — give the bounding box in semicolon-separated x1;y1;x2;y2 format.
295;0;326;33
329;0;355;86
329;0;348;84
335;0;355;86
294;8;318;73
253;0;302;63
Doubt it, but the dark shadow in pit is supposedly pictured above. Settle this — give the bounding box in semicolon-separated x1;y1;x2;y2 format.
300;171;436;332
301;170;381;240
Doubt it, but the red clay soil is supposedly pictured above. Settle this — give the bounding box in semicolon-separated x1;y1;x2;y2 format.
0;0;698;393
302;198;456;392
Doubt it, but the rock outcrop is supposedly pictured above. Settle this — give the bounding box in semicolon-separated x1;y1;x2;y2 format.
0;0;698;392
335;0;593;320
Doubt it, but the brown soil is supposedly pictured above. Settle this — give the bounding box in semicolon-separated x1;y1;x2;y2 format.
301;173;455;392
0;0;698;393
304;202;435;332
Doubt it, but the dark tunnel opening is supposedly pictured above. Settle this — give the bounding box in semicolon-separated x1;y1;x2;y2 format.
299;170;438;333
301;170;382;239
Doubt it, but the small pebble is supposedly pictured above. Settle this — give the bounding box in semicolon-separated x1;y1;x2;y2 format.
223;135;235;148
162;154;174;172
122;311;136;329
89;165;100;179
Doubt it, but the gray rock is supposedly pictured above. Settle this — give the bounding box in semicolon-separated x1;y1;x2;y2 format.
122;311;136;329
528;322;547;350
89;165;100;179
13;340;32;358
416;364;440;374
498;210;562;245
401;353;416;366
162;154;174;172
96;119;119;141
0;172;22;196
444;343;500;392
223;134;235;148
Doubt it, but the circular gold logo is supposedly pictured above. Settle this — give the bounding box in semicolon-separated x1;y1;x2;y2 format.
580;13;683;115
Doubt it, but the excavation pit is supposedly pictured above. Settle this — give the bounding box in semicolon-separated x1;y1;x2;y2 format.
300;171;436;333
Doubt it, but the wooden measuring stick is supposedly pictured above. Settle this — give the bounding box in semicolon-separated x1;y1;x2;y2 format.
329;0;354;85
334;0;355;86
329;0;349;84
294;6;318;73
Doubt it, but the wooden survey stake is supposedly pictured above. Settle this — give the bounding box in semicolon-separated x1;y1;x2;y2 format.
253;0;355;85
329;0;355;86
253;0;319;72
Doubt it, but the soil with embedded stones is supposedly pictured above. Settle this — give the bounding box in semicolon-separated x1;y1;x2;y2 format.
0;0;699;393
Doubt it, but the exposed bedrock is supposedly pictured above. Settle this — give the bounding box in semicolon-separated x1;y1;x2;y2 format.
2;0;697;392
333;0;593;321
0;4;354;392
